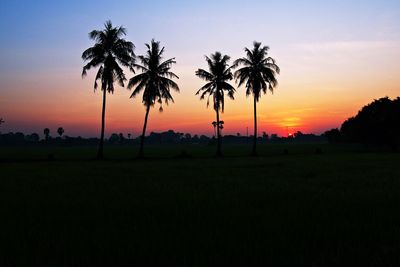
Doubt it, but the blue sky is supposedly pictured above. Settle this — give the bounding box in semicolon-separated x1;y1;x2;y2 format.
1;0;399;72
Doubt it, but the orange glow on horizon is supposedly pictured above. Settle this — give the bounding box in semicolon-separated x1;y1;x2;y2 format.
2;70;399;138
1;44;400;138
1;1;400;140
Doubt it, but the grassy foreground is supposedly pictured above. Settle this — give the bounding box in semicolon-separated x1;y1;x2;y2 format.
1;144;400;266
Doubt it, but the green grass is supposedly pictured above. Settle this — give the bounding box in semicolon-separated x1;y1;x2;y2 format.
1;144;400;266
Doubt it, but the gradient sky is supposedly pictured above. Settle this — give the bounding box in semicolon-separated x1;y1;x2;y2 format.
1;0;399;138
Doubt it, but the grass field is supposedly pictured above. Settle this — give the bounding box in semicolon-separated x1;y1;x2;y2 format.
1;144;400;266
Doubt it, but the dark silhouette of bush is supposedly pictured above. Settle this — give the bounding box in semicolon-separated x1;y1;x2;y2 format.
43;128;50;141
324;128;341;143
57;127;64;137
25;133;40;143
0;132;25;145
340;97;400;149
119;133;125;143
108;133;120;144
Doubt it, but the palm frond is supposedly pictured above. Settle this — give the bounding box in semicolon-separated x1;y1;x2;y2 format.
234;41;279;100
128;73;148;89
94;66;104;90
196;51;235;112
160;77;180;92
195;69;214;81
128;40;179;108
196;82;213;96
82;20;135;93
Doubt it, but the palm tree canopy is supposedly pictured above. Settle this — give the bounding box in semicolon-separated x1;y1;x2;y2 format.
82;20;135;93
234;41;280;101
57;127;64;135
128;39;179;111
195;52;236;112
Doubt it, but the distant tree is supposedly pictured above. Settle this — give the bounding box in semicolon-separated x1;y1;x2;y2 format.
5;132;25;145
211;121;217;137
340;97;400;149
262;132;269;141
127;133;131;139
57;127;64;137
109;133;120;144
43;128;50;141
81;20;135;159
200;135;210;143
128;39;179;158
234;41;280;155
324;128;341;143
119;133;125;143
196;52;236;156
270;134;278;141
294;131;303;138
219;121;224;129
26;133;40;143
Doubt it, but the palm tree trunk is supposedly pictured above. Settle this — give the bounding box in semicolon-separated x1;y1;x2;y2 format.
138;105;150;158
252;96;258;156
97;89;106;159
216;109;222;157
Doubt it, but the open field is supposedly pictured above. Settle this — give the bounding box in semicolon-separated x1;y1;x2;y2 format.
1;144;400;266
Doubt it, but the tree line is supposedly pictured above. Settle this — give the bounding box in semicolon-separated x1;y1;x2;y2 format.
324;97;400;150
0;129;326;147
5;96;397;149
82;20;280;159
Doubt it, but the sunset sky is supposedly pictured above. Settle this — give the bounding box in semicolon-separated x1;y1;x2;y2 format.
0;0;399;138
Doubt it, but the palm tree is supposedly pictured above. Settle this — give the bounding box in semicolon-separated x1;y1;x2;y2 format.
234;42;280;156
128;39;179;158
211;121;217;137
57;127;64;137
219;120;224;136
43;128;50;141
81;20;135;159
195;52;236;156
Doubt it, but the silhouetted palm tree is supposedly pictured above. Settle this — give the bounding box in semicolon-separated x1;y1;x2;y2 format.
234;42;280;155
43;128;50;141
81;20;135;159
128;39;179;158
211;121;217;137
196;52;235;156
219;120;224;136
57;127;64;137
